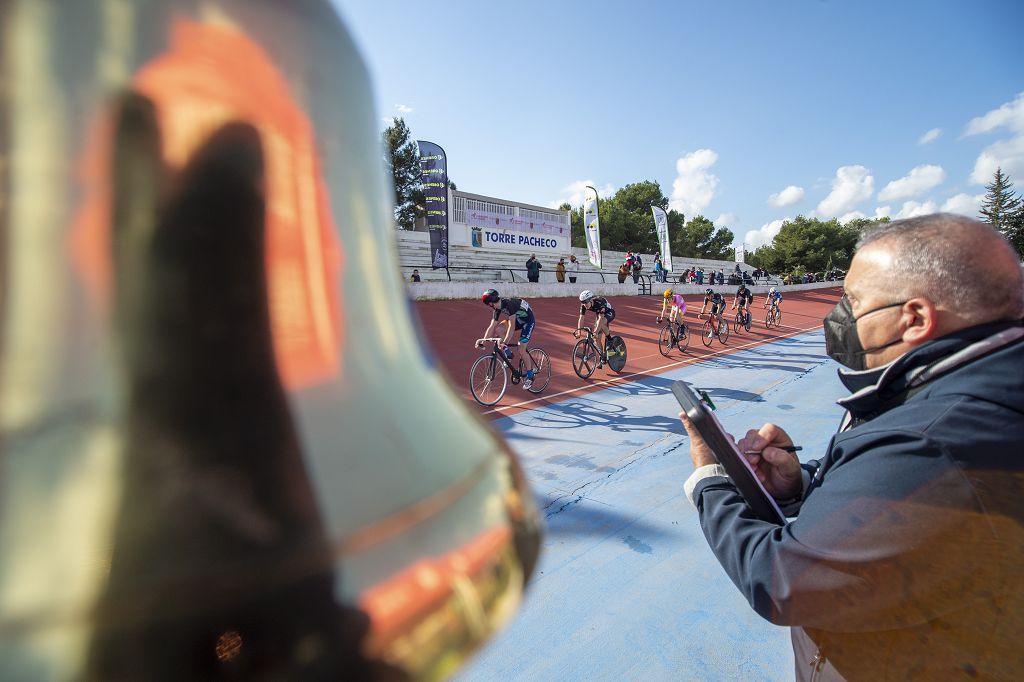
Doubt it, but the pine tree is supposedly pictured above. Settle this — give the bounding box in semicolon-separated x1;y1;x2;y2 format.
382;117;424;230
979;167;1022;230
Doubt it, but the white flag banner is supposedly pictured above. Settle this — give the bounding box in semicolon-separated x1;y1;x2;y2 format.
651;205;672;273
583;185;602;269
736;245;745;263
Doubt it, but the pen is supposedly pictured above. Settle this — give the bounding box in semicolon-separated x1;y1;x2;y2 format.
743;446;802;454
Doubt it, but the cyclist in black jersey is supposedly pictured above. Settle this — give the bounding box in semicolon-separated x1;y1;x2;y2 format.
731;283;754;324
699;288;727;329
478;289;538;388
577;290;615;368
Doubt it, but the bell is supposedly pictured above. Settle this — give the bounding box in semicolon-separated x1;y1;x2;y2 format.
0;1;540;679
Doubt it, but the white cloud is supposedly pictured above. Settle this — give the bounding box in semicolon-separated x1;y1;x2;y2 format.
941;192;984;216
873;206;892;219
715;212;738;227
918;128;941;145
549;180;616;209
816;165;874;217
893;200;938;220
964;92;1024;136
964;93;1024;185
768;185;805;208
969;134;1024;185
877;164;946;202
669;149;719;218
744;218;788;249
395;103;415;114
840;211;866;223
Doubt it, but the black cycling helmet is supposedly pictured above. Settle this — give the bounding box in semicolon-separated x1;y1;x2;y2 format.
481;289;500;305
705;288;713;296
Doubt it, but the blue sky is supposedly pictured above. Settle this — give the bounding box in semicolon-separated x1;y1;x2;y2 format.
332;0;1024;248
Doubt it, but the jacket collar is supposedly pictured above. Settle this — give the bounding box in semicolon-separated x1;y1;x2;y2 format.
836;320;1024;419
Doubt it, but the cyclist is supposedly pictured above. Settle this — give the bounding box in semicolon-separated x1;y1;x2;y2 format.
577;290;615;368
731;282;754;326
699;287;727;333
657;288;687;330
478;289;537;389
764;286;783;316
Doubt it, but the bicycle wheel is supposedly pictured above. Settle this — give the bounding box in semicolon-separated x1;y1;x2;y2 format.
765;309;774;329
775;309;782;326
572;338;598;379
469;353;508;406
744;311;752;332
702;320;714;347
676;323;689;352
526;348;551;393
607;336;627;372
733;313;742;334
658;324;674;356
718;319;730;344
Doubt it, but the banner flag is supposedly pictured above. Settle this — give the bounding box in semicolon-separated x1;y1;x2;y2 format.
651;206;672;273
583;185;602;269
736;245;746;263
416;140;449;268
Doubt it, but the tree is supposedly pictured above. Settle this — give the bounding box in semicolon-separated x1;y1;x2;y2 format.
382;117;424;230
979;168;1024;257
979;168;1021;230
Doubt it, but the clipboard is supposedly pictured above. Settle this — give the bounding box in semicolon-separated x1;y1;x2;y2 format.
672;380;786;524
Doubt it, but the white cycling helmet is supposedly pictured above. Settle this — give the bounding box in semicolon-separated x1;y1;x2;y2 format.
769;287;777;295
579;290;595;303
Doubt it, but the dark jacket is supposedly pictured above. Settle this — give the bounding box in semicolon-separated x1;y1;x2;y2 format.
693;321;1024;680
526;258;541;278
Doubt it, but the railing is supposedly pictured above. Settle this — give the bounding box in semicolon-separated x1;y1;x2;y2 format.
401;263;608;284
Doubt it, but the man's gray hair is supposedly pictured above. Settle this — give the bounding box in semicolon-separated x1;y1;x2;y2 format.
857;213;1024;322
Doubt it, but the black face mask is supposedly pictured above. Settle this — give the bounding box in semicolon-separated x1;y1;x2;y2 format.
824;296;907;370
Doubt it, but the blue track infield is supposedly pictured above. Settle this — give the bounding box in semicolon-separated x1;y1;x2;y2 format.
457;329;846;681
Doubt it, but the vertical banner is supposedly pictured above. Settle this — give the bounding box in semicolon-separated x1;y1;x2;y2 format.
651;206;673;273
417;140;449;268
583;185;602;269
736;245;746;263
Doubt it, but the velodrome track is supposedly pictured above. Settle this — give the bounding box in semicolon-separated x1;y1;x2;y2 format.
416;288;844;416
413;288;847;679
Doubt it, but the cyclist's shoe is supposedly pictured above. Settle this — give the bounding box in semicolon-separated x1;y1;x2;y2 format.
522;378;532;390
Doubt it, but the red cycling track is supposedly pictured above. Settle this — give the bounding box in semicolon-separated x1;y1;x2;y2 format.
414;288;843;418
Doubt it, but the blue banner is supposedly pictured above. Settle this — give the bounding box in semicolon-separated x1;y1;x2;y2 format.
417;140;449;268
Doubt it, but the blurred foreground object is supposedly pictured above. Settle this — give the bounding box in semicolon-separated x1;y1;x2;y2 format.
0;1;540;679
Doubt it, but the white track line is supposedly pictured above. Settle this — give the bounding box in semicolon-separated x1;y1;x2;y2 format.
480;323;821;416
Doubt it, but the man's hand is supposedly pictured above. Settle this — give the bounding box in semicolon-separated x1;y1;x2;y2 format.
679;413;718;469
475;340;484;349
737;424;802;500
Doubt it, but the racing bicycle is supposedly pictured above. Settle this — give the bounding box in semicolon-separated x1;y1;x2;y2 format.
765;303;782;329
701;314;730;346
470;338;551;406
657;317;689;355
572;326;627;379
732;306;752;333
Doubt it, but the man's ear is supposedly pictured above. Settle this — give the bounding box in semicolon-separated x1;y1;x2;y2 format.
901;298;939;344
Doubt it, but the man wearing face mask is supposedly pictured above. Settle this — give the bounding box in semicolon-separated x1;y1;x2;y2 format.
679;214;1024;680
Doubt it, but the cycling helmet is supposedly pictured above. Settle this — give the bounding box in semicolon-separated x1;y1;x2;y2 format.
579;290;595;303
481;288;500;305
769;287;777;295
705;288;713;296
663;288;673;299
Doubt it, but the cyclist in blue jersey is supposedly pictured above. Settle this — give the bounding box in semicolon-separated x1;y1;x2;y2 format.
577;290;616;368
699;288;727;329
478;289;538;389
764;286;783;314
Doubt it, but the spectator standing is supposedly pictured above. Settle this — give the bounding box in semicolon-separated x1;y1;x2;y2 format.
525;254;542;283
717;270;724;285
631;254;642;284
653;254;665;283
679;214;1024;680
567;255;580;284
617;263;628;284
555;258;566;283
410;269;421;282
696;268;704;285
